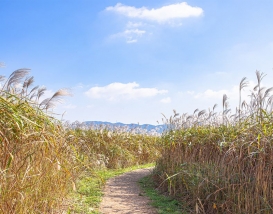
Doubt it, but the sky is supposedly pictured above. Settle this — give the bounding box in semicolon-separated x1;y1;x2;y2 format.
1;0;273;125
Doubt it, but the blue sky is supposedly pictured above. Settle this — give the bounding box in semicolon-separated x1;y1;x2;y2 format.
1;0;273;124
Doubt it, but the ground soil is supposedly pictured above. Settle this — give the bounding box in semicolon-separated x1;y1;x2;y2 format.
99;168;158;214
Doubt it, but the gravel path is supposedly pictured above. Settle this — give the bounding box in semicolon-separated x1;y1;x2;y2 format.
99;168;157;214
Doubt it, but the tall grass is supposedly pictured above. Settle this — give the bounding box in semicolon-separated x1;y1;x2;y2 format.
66;124;160;170
0;69;74;213
0;69;161;213
155;71;273;213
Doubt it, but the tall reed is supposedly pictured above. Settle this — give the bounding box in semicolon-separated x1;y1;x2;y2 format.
0;69;161;213
155;71;273;213
65;123;161;170
0;69;74;213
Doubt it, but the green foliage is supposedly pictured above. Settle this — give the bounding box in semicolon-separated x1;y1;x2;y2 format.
139;175;186;214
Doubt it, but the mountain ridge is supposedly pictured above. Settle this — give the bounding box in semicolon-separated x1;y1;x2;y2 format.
84;121;166;133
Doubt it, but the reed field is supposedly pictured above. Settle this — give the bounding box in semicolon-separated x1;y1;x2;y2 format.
0;69;161;213
154;71;273;213
2;68;273;213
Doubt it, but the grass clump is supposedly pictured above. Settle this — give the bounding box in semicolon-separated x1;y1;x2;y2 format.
155;71;273;213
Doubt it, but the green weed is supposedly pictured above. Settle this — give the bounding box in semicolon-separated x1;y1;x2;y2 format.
139;174;187;214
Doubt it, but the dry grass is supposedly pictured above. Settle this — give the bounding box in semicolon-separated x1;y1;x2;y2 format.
154;71;273;213
0;69;161;213
65;122;161;170
0;69;73;213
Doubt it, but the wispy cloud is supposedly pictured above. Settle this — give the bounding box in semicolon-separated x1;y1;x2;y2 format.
111;29;146;43
160;97;171;103
85;82;167;101
126;21;144;28
106;2;203;23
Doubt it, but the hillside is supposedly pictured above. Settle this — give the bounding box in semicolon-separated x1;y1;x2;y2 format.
84;121;166;134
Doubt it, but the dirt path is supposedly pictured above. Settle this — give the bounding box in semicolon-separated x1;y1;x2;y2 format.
99;168;158;214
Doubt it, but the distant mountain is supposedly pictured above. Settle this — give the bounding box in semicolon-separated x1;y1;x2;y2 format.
84;121;167;133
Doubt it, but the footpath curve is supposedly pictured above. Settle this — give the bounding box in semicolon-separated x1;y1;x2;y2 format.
99;168;157;214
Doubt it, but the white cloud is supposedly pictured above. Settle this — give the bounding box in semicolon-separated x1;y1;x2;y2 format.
191;81;257;102
106;2;203;43
111;29;146;43
194;89;230;99
160;97;171;103
106;2;203;23
126;21;144;28
85;82;168;100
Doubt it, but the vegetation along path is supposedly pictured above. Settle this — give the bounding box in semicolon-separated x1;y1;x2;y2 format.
99;168;157;214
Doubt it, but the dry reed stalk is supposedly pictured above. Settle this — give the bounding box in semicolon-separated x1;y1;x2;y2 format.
154;71;273;213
